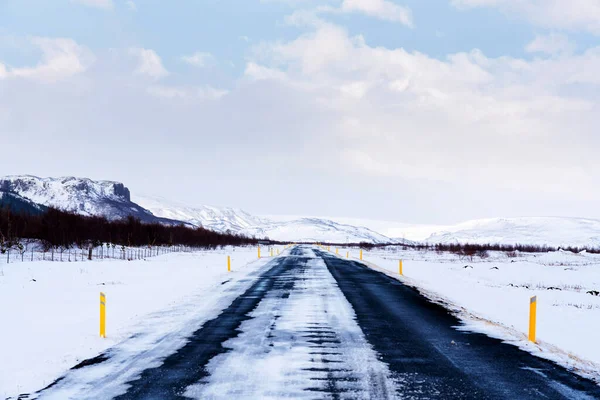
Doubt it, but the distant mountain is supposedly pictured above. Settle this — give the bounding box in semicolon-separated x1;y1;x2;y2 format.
0;175;402;243
423;217;600;248
0;191;47;215
239;217;397;244
136;196;398;244
134;195;267;233
0;176;183;225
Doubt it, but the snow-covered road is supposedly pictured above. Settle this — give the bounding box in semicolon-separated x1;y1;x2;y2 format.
184;248;396;399
31;246;600;399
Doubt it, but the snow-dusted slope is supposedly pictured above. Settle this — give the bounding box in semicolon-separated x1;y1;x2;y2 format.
0;190;47;215
0;176;179;224
424;217;600;248
133;195;267;233
135;196;396;243
239;218;396;244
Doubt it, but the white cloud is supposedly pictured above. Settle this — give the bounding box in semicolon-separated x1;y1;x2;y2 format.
339;80;370;99
0;37;94;83
196;86;229;99
243;22;600;197
147;84;228;100
339;0;413;26
526;33;574;55
129;48;169;79
126;1;137;11
181;52;215;68
0;63;8;79
71;0;114;10
245;62;289;81
5;19;600;220
146;85;188;99
285;9;328;27
452;0;600;34
278;0;413;26
271;24;356;74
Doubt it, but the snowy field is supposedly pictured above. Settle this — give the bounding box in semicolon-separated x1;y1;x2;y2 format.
4;244;600;398
348;246;600;382
0;245;280;399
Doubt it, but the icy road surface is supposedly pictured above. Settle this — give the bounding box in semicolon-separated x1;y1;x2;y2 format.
35;246;600;399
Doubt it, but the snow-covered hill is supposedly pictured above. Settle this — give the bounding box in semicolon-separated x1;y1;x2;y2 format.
133;195;267;233
423;217;600;248
239;217;395;244
136;196;397;243
0;176;181;225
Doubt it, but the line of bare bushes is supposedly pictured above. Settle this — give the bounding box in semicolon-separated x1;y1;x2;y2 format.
332;241;600;257
0;206;263;252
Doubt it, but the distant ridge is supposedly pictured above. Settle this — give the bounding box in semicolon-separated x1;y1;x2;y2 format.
133;195;267;233
0;176;184;226
0;175;400;243
422;217;600;248
135;196;400;244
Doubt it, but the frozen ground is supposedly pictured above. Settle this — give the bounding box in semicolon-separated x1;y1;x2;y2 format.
0;245;278;399
350;246;600;382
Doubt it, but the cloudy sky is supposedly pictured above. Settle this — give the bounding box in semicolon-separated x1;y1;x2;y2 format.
1;0;600;224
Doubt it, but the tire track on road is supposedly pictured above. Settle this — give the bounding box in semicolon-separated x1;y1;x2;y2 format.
320;250;600;399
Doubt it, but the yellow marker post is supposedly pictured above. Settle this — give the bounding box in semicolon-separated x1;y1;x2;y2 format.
258;246;261;259
346;251;349;259
399;260;403;276
228;256;231;272
336;248;339;255
529;296;537;343
360;249;363;261
100;292;106;338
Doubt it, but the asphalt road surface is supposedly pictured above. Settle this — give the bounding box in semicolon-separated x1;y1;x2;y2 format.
36;246;600;399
